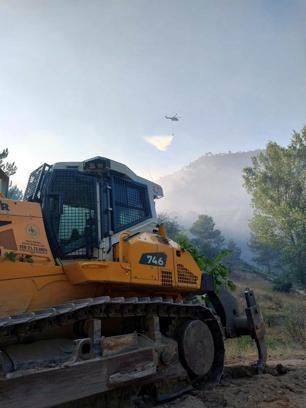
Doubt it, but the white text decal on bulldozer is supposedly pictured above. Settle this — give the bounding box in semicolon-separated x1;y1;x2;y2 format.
139;252;167;267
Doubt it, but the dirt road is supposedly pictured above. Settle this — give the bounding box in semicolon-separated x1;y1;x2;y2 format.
159;361;306;408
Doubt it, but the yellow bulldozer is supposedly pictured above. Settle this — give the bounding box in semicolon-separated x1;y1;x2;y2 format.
0;157;266;407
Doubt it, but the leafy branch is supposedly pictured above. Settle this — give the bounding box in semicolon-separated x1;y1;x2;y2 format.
175;233;235;291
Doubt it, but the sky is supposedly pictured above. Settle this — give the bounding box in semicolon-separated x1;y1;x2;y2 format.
1;0;306;190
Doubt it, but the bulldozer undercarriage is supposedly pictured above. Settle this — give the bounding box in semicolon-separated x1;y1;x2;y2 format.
0;296;225;407
0;291;266;408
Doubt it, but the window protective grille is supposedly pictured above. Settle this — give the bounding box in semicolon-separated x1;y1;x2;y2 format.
112;176;151;232
45;170;97;258
24;163;51;201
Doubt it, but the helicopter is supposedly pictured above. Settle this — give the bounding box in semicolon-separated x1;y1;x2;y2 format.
165;114;179;121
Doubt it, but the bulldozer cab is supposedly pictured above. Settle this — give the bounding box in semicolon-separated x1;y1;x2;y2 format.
24;157;163;260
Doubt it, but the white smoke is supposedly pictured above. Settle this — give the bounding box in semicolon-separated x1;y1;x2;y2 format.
144;135;174;151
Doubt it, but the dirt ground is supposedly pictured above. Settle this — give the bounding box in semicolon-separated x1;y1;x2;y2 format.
62;359;306;407
158;360;306;408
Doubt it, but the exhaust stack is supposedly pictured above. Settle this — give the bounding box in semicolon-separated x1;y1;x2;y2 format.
0;169;9;197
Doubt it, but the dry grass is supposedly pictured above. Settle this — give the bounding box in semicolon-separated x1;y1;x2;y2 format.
225;271;306;364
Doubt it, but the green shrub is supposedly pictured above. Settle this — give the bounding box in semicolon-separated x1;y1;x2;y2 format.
272;276;292;293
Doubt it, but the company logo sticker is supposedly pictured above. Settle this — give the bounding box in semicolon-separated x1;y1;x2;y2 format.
0;200;9;211
26;224;39;237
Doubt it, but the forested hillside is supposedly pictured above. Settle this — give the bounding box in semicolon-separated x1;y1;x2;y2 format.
157;150;262;260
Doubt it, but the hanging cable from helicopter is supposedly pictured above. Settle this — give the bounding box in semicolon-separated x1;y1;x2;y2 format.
165;113;180;137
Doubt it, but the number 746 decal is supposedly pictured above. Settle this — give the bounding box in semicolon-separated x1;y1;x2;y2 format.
139;252;167;267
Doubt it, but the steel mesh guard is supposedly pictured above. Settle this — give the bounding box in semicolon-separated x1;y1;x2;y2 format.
112;176;151;232
44;170;98;258
24;163;51;201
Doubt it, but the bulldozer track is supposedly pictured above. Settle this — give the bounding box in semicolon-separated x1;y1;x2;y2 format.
0;296;225;408
0;296;223;345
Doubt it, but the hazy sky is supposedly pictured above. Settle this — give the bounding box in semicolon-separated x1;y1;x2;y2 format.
1;0;306;189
